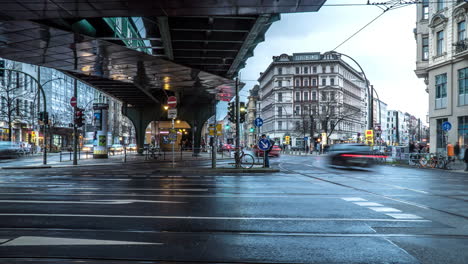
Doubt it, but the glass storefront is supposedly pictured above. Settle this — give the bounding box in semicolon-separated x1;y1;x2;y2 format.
458;116;468;147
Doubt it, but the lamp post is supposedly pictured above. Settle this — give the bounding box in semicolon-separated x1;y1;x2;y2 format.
323;51;373;130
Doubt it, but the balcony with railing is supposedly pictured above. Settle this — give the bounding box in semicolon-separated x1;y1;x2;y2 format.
454;39;468;58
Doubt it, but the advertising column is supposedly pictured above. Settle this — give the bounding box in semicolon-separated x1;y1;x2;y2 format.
93;103;109;158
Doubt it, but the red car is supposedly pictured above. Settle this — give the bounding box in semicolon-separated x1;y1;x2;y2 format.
253;145;281;157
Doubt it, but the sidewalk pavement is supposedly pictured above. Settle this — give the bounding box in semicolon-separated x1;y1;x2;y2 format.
0;151;279;173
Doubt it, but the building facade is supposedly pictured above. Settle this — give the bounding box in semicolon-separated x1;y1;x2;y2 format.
0;58;135;149
414;0;468;152
257;52;367;148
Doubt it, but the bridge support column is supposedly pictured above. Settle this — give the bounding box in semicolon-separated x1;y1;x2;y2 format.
123;106;162;155
183;103;213;157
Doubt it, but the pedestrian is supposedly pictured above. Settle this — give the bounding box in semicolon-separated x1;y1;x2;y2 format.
454;142;461;161
464;145;468;171
409;142;415;153
261;134;274;168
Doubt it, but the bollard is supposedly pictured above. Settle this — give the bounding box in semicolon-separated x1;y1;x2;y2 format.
60;151;62;162
69;151;72;161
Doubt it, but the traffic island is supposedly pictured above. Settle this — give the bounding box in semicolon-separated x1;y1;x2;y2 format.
2;165;52;170
152;167;280;174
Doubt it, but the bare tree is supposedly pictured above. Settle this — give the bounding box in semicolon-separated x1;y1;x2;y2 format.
314;91;361;144
0;63;34;141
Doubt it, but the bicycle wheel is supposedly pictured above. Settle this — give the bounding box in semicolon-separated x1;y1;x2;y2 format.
436;158;446;169
419;156;428;167
240;154;254;169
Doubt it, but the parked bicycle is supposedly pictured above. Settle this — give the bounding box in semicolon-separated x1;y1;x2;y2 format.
232;148;255;169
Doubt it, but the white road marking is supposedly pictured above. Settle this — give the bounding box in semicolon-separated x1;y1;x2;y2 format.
368;207;402;213
0;199;185;205
353;202;383;207
386;213;423;219
0;193;364;198
1;236;161;246
341;197;367;202
0;213;431;222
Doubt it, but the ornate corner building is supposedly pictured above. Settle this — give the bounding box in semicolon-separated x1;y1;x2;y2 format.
414;0;468;152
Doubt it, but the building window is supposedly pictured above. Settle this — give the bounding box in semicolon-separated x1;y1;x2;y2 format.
278;121;283;130
422;0;429;20
312;91;317;100
304;67;308;74
312;106;317;115
458;116;468;148
295;92;300;101
330;78;335;86
435;73;447;109
459;67;468;105
278;80;282;87
304;78;309;86
436;118;448;149
331;66;335;73
330;91;335;101
312;79;317;86
322;78;326;86
437;0;443;11
304;92;309;101
278;92;283;102
277;106;282;117
277;67;282;75
295;138;304;147
321;91;327;101
312;66;317;73
295;67;300;74
422;36;429;61
295;79;300;87
295;106;300;115
303;106;308;114
436;30;444;56
458;21;466;42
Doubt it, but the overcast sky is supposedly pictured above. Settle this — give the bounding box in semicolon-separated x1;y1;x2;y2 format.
236;0;428;123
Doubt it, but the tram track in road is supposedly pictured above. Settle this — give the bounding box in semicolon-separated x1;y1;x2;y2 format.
278;160;468;222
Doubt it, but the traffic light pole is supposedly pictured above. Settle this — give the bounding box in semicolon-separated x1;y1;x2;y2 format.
212;100;217;169
73;78;78;165
235;78;240;168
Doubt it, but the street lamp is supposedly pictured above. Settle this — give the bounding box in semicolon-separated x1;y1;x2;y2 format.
323;51;373;130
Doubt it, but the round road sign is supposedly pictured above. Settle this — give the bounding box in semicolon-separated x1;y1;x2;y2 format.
442;121;452;131
258;138;271;151
70;96;77;107
168;96;177;108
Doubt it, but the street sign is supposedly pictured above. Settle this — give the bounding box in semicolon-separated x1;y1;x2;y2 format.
70;97;77;107
168;108;177;119
168;129;177;142
304;137;309;141
442;121;452;131
167;96;177;108
258;138;271;151
254;117;263;127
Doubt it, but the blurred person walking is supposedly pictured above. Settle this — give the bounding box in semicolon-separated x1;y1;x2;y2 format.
455;142;461;161
464;145;468;171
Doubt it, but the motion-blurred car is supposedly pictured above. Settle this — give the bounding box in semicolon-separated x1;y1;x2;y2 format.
81;145;93;152
219;143;235;152
328;143;383;168
109;144;124;152
127;144;137;151
253;145;281;157
0;141;21;159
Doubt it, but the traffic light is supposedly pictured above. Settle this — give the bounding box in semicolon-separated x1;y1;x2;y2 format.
228;102;236;122
75;109;84;127
239;102;246;123
249;127;254;133
38;111;44;123
285;136;290;145
0;60;4;78
44;111;49;125
225;124;230;129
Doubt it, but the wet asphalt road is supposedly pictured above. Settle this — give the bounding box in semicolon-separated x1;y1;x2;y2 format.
0;155;467;264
